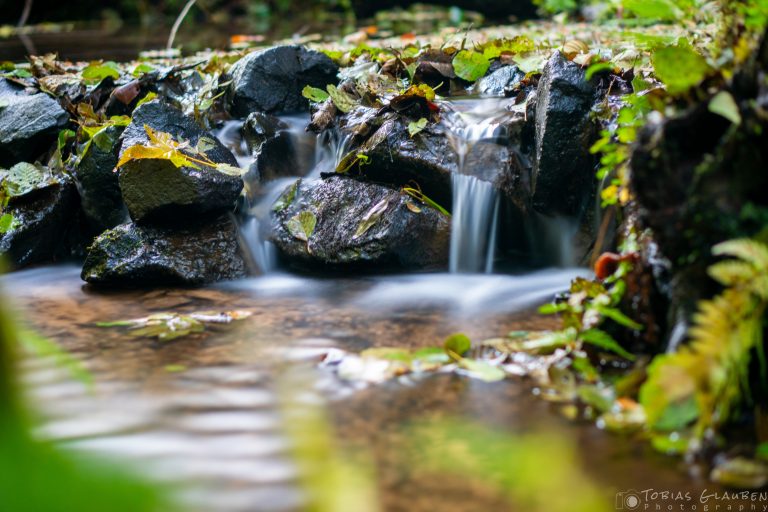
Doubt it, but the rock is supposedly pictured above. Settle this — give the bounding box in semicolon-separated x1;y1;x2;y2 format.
227;45;339;117
81;214;248;286
118;100;243;224
532;51;598;217
0;162;79;267
270;176;450;269
0;79;69;167
474;66;525;97
73;124;128;232
344;111;529;210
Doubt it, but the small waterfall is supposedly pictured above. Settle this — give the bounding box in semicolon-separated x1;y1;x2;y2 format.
449;174;500;273
444;98;511;274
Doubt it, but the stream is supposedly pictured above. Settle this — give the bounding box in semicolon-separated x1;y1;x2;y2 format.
0;97;736;510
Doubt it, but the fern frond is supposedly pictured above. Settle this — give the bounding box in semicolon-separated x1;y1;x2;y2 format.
707;260;757;287
712;239;768;270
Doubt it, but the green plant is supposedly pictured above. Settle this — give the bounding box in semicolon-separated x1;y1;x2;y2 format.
639;239;768;446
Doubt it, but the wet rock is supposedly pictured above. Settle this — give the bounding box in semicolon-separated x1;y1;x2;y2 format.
81;214;248;286
271;176;450;269
227;45;339;117
73;124;128;232
532;51;598;217
118;100;243;224
474;66;525;97
0;79;69;167
345;112;529;210
0;163;79;267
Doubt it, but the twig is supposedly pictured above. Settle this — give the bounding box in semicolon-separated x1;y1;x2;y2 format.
17;0;36;56
167;0;197;51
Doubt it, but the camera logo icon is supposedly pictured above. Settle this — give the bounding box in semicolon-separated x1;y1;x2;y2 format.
616;490;642;510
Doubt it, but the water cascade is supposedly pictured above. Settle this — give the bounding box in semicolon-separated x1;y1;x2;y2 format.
444;98;513;273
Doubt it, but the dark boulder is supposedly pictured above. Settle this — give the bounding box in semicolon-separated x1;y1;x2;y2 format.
81;214;248;286
342;110;529;210
474;66;526;97
0;163;79;267
532;51;598;217
0;79;69;167
270;176;450;269
227;45;338;117
118;100;243;224
73;124;128;232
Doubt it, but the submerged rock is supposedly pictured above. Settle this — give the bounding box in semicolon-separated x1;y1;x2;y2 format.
81;214;248;286
0;79;69;167
0;162;78;267
73;124;128;232
118;101;243;224
270;176;450;269
227;45;339;117
532;51;598;217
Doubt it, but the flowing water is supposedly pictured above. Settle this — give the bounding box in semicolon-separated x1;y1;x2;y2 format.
0;99;735;511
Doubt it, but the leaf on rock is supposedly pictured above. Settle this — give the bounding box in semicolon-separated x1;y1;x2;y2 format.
0;213;18;234
302;85;330;103
286;210;317;243
407;117;428;137
81;61;121;83
214;163;246;176
273;179;300;213
708;91;741;125
444;333;471;358
452;50;491;82
326;84;357;113
353;197;390;239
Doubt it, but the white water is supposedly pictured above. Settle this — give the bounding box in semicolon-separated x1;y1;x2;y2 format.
443;98;512;273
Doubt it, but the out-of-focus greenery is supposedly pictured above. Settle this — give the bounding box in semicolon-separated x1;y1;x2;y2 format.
0;264;173;512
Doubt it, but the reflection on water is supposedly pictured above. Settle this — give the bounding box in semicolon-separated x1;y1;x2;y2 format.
3;266;722;511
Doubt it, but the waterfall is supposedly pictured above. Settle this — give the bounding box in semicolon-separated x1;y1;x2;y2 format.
444;98;510;274
449;174;500;273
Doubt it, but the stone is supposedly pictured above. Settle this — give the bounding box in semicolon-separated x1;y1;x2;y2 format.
81;214;248;286
117;100;243;224
532;51;598;217
227;45;339;117
0;79;69;167
270;176;450;269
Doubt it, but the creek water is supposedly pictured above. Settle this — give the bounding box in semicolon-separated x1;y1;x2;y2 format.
0;98;730;510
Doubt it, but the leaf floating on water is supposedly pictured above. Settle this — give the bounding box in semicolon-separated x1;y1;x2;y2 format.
96;310;252;341
407;117;428;137
353;197;390;239
286;210;317;243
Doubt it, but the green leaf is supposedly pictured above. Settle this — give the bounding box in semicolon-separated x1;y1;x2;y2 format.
594;305;643;330
131;62;155;77
407;118;428;137
302;85;330;103
273;179;300;213
577;385;615;413
481;36;534;59
651;44;709;95
286;210;317;243
452;50;491;82
512;53;546;74
651;432;690;454
326;84;357;113
458;358;506;382
0;213;18;234
708;91;741;125
623;0;682;21
353;197;389;239
136;91;157;108
81;61;120;82
214;163;246;177
580;328;636;360
585;62;615;81
444;333;471;358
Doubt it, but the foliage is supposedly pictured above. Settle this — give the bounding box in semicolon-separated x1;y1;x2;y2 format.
116;125;245;177
97;310;252;341
452;49;490;82
401;186;450;217
651;43;710;95
639;239;768;444
407;117;428;137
